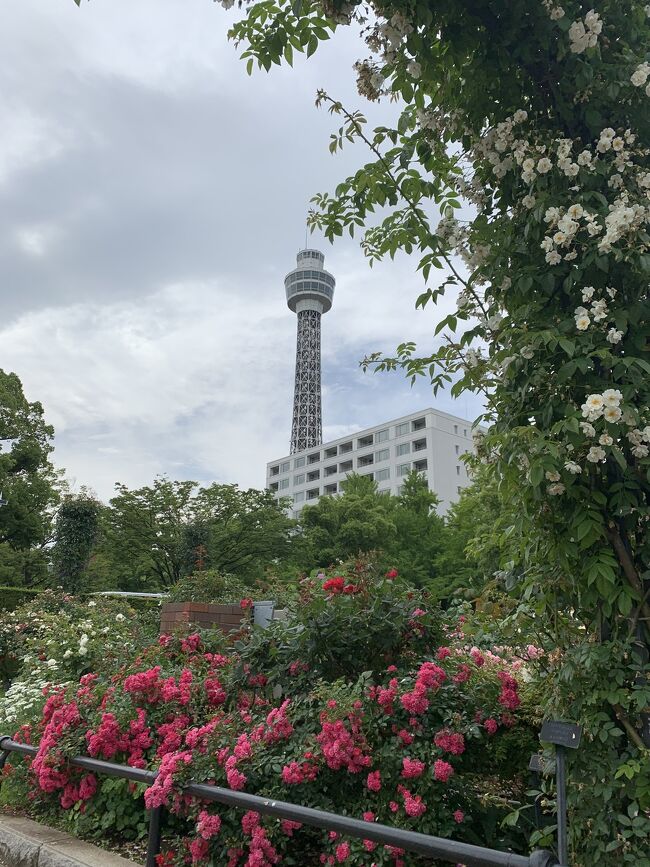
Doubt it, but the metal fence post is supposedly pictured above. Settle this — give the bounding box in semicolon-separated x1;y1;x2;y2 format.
145;805;163;867
555;746;568;866
539;721;581;867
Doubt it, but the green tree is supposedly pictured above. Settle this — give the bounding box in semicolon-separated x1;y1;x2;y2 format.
103;477;196;590
299;473;397;567
187;483;295;582
0;370;59;586
389;470;446;592
433;464;507;601
101;478;295;590
52;494;103;593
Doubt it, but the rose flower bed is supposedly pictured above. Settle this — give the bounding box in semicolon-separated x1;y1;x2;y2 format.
6;566;536;865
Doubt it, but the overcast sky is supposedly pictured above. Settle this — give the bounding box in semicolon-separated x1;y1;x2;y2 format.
1;0;482;501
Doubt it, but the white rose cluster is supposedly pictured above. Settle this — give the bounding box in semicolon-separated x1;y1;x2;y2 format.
568;10;602;54
542;0;565;21
581;389;623;423
627;427;650;459
541;203;601;264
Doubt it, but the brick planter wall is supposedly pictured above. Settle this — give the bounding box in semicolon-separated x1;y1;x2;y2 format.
160;602;249;636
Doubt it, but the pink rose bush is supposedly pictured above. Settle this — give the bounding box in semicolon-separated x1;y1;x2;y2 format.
14;568;535;864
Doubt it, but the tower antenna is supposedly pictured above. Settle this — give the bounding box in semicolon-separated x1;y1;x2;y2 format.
284;247;336;453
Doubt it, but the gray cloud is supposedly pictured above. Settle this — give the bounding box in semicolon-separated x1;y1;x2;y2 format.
0;0;484;500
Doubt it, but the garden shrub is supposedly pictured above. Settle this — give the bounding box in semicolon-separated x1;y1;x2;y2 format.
0;585;41;611
237;559;444;683
4;573;539;865
168;571;252;605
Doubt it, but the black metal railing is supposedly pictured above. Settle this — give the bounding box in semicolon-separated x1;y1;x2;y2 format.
0;736;560;867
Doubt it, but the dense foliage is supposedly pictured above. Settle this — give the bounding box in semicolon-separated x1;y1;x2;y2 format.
0;370;60;587
52;495;103;593
99;479;295;590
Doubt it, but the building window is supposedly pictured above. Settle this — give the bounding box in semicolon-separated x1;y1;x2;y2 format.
358;454;374;468
455;445;460;455
294;491;304;503
457;486;462;495
279;478;290;490
308;452;321;464
464;429;467;437
396;463;410;477
361;471;374;481
269;481;279;492
324;446;337;458
454;424;458;434
324;464;337;477
413;459;428;472
375;448;390;462
306;488;319;500
395;422;409;437
324;483;337;495
375;428;389;443
412;417;426;431
294;473;305;486
280;461;290;473
294;456;305;469
376;468;390;482
397;485;404;495
307;469;320;482
456;465;461;475
339;460;353;473
338;441;353;454
269;465;279;476
412;438;427;452
396;442;410;457
357;434;373;448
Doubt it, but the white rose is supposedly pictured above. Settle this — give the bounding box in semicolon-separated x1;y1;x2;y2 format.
602;388;623;407
607;328;623;344
587;446;606;463
604;406;622;423
407;60;421;79
537;157;552;173
584;393;604;412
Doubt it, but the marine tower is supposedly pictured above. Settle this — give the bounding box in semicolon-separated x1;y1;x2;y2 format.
285;249;336;454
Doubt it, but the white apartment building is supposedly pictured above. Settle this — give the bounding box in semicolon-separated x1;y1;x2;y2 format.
266;407;478;516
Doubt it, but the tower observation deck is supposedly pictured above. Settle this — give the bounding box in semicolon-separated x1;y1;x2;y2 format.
285;249;336;454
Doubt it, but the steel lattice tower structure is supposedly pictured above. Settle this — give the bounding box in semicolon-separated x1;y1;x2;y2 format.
285;249;336;454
